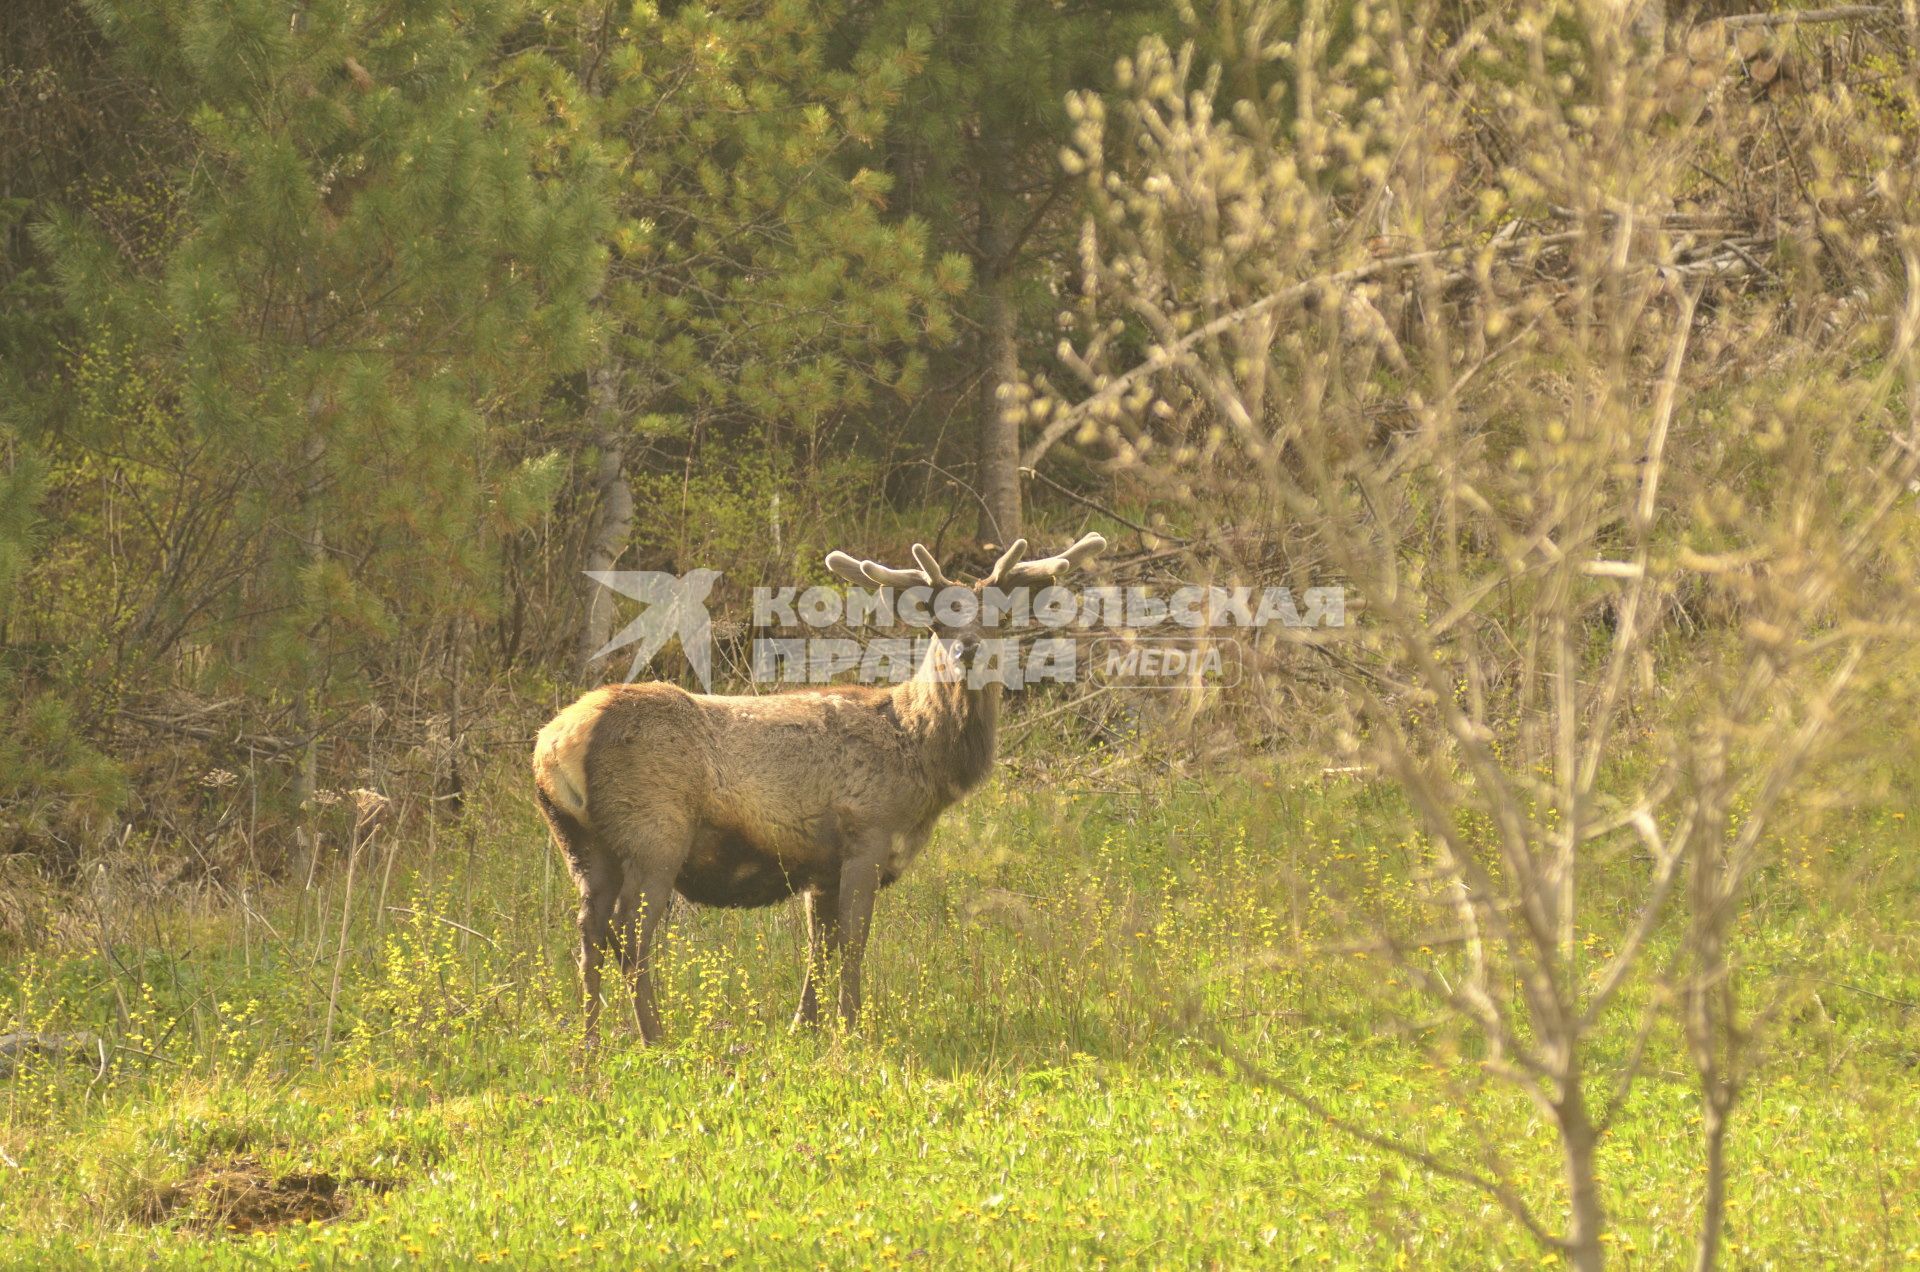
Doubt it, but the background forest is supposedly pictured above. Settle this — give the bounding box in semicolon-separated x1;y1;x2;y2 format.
3;0;1166;867
5;0;1920;1266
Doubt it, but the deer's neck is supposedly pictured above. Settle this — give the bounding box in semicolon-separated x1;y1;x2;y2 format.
893;641;1001;803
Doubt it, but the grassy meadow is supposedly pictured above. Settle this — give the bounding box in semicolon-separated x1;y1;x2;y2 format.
4;745;1918;1269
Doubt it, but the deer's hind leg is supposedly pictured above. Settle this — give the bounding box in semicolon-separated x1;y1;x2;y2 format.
575;849;624;1047
542;799;623;1047
604;810;693;1044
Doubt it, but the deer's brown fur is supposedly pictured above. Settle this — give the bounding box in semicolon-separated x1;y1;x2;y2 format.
533;534;1104;1042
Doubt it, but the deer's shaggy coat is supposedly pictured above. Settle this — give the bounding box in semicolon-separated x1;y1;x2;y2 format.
533;534;1103;1042
538;670;996;906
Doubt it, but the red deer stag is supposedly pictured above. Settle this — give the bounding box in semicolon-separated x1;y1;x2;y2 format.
533;532;1107;1042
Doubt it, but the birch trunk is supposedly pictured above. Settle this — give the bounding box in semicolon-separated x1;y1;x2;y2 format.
975;185;1022;546
575;367;633;680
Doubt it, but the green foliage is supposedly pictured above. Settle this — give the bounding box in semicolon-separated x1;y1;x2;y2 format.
0;429;46;602
0;687;127;856
581;0;957;446
14;0;607;754
628;444;876;578
0;424;125;853
493;450;568;535
850;0;1172;314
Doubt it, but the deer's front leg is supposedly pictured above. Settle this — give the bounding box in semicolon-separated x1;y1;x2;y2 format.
835;843;887;1027
793;885;840;1029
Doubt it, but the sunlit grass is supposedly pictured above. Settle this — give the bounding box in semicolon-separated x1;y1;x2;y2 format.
3;757;1916;1267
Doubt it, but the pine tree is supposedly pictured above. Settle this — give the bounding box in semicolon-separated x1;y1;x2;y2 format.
27;0;607;845
553;0;961;674
1;0;169;857
851;0;1173;544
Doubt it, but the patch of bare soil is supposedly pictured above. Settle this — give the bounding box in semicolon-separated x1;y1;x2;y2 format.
137;1154;397;1234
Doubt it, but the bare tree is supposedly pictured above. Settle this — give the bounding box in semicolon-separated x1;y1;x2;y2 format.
1037;1;1920;1266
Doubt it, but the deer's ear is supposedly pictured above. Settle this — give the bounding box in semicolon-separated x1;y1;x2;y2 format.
825;551;872;586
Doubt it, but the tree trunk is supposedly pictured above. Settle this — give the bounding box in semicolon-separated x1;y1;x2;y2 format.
575;368;633;681
1695;1095;1730;1271
293;405;326;880
445;615;464;816
1687;809;1738;1272
1559;1089;1608;1272
975;187;1022;547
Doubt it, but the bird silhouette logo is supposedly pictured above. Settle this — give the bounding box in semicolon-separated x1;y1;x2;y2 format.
585;569;724;689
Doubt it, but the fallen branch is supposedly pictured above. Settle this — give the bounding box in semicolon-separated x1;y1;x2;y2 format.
0;1031;106;1079
1720;5;1891;28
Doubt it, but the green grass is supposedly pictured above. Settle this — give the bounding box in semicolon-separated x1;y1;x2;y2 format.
3;759;1917;1268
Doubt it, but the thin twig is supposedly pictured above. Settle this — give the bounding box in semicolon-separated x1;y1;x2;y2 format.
384;906;501;948
1025;232;1583;467
322;836;364;1056
1020;466;1191;543
1004;683;1119;745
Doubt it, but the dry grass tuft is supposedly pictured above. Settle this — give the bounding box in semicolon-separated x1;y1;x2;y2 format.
133;1153;397;1235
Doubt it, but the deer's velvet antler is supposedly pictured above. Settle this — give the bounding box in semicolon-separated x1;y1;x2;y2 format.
827;533;1107;592
825;549;929;589
995;532;1108;587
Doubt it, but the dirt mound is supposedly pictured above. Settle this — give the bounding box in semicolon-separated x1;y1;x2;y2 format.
138;1154;396;1234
